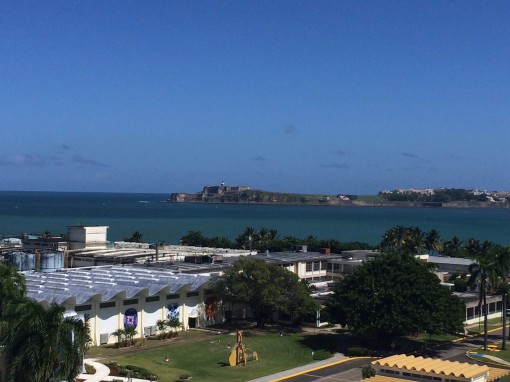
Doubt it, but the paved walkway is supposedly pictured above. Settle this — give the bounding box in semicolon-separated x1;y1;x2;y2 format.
484;355;510;366
77;358;152;382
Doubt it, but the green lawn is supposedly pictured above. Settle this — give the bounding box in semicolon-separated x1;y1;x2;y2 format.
86;331;341;382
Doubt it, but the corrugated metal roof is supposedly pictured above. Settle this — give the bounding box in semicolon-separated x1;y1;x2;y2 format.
25;265;211;305
488;367;510;382
372;355;489;379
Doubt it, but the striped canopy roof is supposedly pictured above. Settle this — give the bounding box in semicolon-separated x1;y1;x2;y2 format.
372;355;490;379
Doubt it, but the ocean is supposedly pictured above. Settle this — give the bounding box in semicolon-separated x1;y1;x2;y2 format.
1;191;510;246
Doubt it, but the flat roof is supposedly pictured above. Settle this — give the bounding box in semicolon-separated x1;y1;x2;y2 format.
373;354;489;379
24;265;211;306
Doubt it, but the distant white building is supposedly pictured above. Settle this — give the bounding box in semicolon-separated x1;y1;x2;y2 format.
68;226;109;250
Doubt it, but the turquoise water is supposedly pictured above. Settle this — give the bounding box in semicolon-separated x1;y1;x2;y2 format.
1;191;510;246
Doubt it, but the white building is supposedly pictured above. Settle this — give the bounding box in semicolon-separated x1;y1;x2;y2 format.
68;225;109;250
24;266;217;346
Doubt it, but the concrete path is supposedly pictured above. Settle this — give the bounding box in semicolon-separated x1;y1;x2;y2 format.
483;355;510;366
77;358;152;382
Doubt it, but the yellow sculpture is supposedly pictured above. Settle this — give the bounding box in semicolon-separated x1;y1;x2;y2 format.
228;331;259;366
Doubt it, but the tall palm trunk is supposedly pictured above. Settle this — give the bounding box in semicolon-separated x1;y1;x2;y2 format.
483;288;488;350
502;292;507;350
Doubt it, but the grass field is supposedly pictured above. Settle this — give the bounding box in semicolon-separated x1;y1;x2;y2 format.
84;326;480;382
86;330;343;382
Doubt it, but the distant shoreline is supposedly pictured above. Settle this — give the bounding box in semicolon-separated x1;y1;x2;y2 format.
166;199;510;209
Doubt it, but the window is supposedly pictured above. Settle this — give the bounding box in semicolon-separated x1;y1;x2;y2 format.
313;262;320;271
100;301;115;309
145;296;160;303
306;262;312;272
187;291;199;297
167;293;180;300
75;304;91;312
123;299;138;306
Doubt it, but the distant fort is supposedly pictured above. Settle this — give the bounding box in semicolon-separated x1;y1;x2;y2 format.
168;182;252;203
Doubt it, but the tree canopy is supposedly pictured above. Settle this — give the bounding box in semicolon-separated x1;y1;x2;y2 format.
212;257;318;328
325;252;465;342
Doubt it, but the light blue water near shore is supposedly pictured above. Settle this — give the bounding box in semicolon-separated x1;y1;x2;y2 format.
1;191;510;246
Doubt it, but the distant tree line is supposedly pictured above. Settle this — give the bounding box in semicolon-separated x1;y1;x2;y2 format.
180;227;372;253
380;188;490;203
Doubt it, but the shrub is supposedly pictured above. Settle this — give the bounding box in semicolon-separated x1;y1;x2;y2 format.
312;350;333;360
84;363;96;374
106;361;158;381
362;364;376;379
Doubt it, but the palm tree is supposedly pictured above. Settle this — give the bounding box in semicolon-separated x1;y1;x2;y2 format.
166;318;183;337
235;226;256;249
110;328;126;347
124;327;138;346
156;319;168;339
467;240;499;350
379;226;426;256
3;300;86;382
491;246;510;349
425;229;443;255
0;264;26;317
441;236;464;257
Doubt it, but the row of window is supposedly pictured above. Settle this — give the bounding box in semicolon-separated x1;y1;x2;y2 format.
74;290;206;311
305;261;323;272
380;370;443;380
466;301;503;320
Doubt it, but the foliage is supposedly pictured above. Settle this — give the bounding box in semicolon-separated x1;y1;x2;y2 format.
213;257;318;328
381;188;490;203
467;240;510;350
156;318;182;339
84;363;96;374
180;227;373;253
326;252;465;343
311;349;333;360
180;230;235;248
0;263;26;317
107;361;158;381
379;225;433;256
2;300;87;382
362;364;376;379
124;231;144;243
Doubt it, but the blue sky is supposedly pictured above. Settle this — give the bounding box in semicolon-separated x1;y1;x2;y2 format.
1;1;509;195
